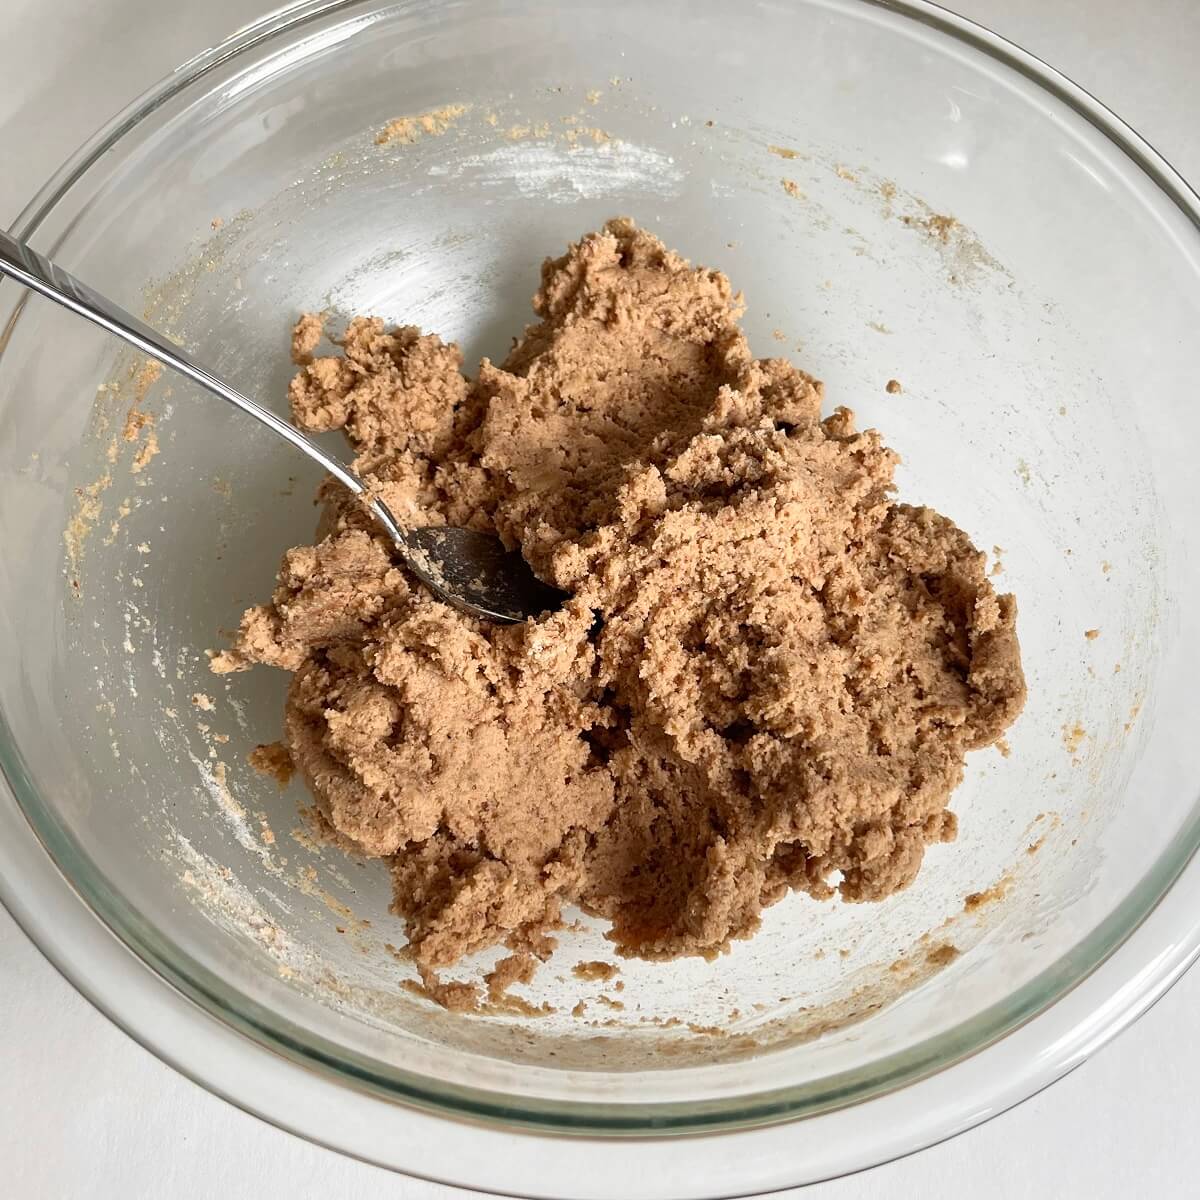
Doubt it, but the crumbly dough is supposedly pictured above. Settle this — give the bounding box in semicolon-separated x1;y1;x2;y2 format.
214;219;1025;971
247;741;295;788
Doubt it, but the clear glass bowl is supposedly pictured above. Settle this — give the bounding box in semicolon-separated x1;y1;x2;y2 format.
3;0;1200;1194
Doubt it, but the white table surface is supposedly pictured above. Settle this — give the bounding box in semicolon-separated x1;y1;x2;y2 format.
3;1;1198;1196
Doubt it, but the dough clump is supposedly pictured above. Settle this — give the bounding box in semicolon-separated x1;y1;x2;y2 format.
214;219;1025;970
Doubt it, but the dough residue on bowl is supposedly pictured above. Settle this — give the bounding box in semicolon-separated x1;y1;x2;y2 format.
213;218;1025;978
375;104;470;146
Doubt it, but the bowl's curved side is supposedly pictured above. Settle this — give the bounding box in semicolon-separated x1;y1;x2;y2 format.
3;729;1199;1196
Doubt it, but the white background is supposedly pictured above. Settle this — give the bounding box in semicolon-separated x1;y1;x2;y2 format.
2;1;1198;1196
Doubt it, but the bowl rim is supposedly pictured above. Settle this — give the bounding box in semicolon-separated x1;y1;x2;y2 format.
3;0;1200;1158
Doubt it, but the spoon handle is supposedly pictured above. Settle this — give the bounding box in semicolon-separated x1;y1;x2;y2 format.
0;228;407;546
0;229;557;623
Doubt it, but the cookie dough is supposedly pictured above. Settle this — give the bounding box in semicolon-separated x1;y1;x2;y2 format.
213;219;1025;971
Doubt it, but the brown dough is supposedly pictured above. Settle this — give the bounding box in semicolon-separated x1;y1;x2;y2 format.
213;219;1025;970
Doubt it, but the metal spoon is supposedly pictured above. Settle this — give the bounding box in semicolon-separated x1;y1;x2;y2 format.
0;229;564;623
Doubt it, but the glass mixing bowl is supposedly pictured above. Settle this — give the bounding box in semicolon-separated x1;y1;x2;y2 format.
3;0;1200;1194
